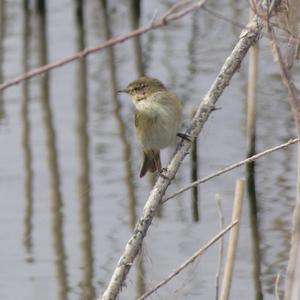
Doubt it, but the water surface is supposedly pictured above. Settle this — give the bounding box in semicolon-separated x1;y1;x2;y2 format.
0;1;299;299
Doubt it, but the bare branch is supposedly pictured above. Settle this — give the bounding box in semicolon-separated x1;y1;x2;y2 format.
137;220;238;300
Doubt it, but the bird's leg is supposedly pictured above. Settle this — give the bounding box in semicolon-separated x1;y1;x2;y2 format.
151;150;170;179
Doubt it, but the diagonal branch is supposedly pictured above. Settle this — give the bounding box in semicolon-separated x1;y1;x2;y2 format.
99;13;263;300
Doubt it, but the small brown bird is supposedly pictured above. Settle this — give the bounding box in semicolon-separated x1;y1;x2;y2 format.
118;77;182;178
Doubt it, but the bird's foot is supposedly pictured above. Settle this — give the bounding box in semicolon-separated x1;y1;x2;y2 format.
177;132;192;142
159;168;170;180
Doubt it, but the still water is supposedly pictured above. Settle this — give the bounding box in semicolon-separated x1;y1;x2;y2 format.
0;1;299;299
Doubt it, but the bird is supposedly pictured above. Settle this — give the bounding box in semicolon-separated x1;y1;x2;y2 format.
118;76;182;178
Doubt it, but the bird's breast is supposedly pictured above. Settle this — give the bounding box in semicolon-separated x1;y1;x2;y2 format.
135;92;182;151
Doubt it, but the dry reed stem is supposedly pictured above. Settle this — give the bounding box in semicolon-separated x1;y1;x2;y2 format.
219;179;245;300
137;220;238;300
164;138;299;203
246;6;258;156
267;20;300;300
0;0;207;91
99;12;263;300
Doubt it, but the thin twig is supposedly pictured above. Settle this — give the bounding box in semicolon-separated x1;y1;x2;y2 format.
162;0;193;19
163;138;299;203
137;220;238;300
0;0;207;91
203;6;296;44
219;179;245;300
202;7;245;30
149;9;159;26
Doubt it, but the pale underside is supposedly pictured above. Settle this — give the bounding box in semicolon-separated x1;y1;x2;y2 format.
134;91;182;154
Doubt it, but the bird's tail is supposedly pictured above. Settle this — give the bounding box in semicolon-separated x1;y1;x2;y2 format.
140;150;161;178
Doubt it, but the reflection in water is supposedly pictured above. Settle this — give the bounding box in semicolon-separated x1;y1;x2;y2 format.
246;161;264;300
35;1;69;299
129;0;144;76
191;131;199;221
186;13;199;89
0;0;6;121
246;17;263;299
187;15;200;221
229;0;244;38
1;1;298;299
74;1;95;299
22;0;34;259
263;143;294;297
100;0;146;296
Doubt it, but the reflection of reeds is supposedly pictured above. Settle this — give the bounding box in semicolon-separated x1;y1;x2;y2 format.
22;0;34;257
190;110;199;221
100;0;145;296
0;0;6;120
129;0;144;77
35;1;69;299
100;0;138;231
186;15;200;222
74;1;95;299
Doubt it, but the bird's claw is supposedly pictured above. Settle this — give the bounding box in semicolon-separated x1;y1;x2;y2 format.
177;132;192;142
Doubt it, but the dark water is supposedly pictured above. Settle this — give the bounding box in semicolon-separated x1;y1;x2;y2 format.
0;1;299;299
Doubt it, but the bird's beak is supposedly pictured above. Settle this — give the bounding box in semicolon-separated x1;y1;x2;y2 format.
117;88;128;94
